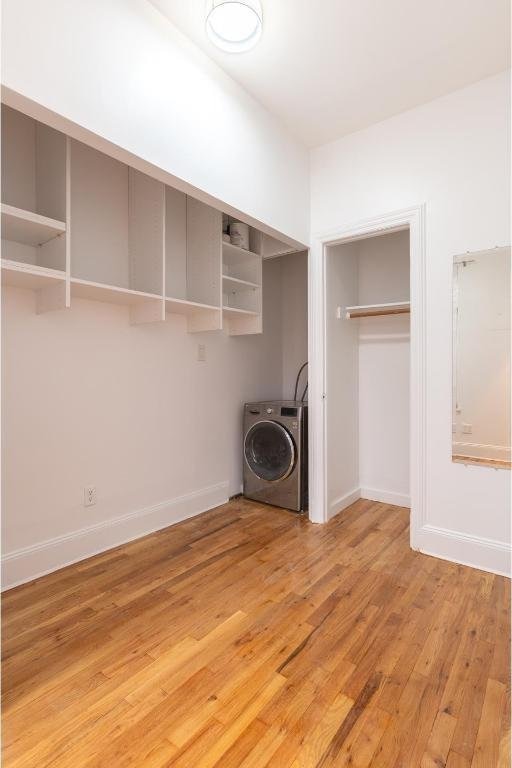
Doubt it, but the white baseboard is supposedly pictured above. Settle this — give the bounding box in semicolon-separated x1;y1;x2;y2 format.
360;487;411;508
416;524;511;577
2;481;229;590
328;487;361;520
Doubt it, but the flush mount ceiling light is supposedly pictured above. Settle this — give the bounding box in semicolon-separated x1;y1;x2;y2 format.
206;1;263;53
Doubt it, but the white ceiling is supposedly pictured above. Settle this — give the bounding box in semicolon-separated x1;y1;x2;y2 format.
150;0;510;148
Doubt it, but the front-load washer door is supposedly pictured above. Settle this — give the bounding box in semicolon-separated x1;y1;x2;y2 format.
244;420;296;482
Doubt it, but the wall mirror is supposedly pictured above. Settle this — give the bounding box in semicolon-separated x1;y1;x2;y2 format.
452;246;511;468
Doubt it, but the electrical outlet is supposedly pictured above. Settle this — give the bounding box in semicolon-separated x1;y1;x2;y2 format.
462;423;473;435
84;486;97;507
197;344;206;362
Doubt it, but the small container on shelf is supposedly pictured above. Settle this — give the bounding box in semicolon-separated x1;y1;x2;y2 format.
229;221;249;250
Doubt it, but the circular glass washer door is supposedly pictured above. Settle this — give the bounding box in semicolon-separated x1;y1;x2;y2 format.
244;420;296;482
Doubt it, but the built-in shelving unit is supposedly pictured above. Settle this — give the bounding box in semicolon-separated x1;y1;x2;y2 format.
221;225;262;335
1;103;297;334
1;105;69;312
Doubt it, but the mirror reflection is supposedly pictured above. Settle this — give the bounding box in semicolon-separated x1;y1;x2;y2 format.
452;246;511;468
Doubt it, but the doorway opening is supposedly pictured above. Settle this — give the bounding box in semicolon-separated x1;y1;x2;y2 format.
308;206;427;545
325;228;411;518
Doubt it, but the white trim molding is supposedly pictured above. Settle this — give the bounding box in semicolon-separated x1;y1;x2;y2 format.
308;205;427;558
417;524;511;578
328;487;412;520
328;487;361;520
360;487;411;509
2;481;229;590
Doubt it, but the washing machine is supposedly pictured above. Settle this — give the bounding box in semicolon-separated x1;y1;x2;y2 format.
243;401;308;512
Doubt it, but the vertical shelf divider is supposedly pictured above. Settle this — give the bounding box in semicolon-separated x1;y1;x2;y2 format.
128;168;165;325
183;197;222;333
65;136;71;308
33;126;69;314
162;183;166;320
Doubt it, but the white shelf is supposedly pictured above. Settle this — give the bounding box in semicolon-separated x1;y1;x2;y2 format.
222;241;259;264
1;204;66;247
222;305;259;317
165;296;220;317
71;278;161;306
261;233;296;259
1;259;65;289
345;301;410;319
222;274;260;292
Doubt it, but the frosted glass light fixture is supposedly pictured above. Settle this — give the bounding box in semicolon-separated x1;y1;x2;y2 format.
206;1;263;53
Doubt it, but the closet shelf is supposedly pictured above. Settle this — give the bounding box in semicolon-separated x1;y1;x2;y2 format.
222;274;261;292
71;278;161;305
222;305;259;317
1;204;66;247
345;301;410;319
165;296;220;317
222;241;259;264
1;259;66;289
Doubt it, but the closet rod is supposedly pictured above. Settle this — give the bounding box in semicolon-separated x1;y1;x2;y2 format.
344;301;411;319
346;307;411;319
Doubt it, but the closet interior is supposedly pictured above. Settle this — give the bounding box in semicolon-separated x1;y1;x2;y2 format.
326;228;411;518
0;104;291;333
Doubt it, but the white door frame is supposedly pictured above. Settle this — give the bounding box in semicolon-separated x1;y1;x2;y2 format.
308;205;427;550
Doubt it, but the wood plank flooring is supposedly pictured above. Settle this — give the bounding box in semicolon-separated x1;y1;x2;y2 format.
2;498;510;767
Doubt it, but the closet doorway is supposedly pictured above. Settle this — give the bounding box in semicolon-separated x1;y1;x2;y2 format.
308;206;426;549
326;229;411;517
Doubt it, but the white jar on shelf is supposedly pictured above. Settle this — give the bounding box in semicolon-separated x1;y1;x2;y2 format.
230;222;249;249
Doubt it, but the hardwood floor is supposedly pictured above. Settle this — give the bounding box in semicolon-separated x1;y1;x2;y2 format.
2;498;510;767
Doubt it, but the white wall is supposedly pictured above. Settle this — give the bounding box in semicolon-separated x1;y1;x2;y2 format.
1;0;309;248
279;251;309;399
312;70;511;574
1;260;283;586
